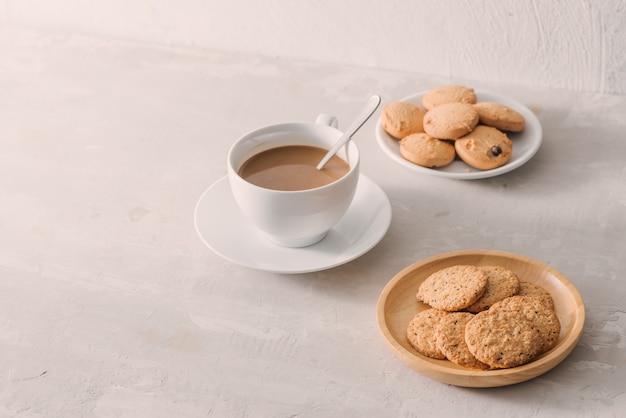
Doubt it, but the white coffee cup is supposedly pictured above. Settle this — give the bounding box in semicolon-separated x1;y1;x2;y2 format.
227;114;360;247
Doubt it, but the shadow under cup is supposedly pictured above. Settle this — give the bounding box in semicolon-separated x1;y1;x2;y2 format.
227;122;360;248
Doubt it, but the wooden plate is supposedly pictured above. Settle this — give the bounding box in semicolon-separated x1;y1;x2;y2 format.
376;250;585;387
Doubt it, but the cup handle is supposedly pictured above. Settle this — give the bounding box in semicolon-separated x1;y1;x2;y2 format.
315;113;338;128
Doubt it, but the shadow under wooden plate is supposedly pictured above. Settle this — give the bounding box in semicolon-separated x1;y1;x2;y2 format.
376;249;585;388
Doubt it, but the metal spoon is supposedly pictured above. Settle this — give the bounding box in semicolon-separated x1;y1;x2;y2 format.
316;94;381;170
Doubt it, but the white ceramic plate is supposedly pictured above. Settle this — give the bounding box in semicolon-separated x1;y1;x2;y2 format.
194;174;392;274
375;90;543;179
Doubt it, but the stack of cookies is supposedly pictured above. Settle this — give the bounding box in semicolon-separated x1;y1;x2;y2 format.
406;265;560;369
381;85;526;170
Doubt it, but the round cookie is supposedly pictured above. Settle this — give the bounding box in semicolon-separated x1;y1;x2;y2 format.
399;133;456;168
489;295;561;354
465;266;520;313
423;102;479;140
517;281;555;310
435;312;491;370
422;85;477;111
474;102;525;132
465;296;561;369
416;265;488;311
380;101;426;139
406;309;448;359
454;125;513;170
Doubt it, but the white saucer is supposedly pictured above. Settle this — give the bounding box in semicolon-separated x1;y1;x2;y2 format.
375;89;543;180
194;174;392;274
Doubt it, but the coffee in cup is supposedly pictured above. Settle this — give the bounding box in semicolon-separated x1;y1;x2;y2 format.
238;145;350;191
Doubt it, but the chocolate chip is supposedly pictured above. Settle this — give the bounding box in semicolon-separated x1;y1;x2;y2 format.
491;145;502;156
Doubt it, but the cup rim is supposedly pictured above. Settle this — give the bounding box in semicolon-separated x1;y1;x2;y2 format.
227;122;360;194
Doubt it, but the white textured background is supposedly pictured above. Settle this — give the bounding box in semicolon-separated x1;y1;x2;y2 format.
1;0;625;95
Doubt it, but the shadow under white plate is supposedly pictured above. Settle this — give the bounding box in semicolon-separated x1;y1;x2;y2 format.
375;89;543;180
194;174;392;274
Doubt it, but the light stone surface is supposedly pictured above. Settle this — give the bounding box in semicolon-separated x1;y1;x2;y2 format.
1;26;625;417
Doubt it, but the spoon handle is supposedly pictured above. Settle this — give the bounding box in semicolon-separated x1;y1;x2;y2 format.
316;94;381;170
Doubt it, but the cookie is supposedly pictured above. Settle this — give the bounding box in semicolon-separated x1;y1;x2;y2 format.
474;102;525;132
380;101;426;139
423;102;479;140
465;296;561;369
422;85;477;111
465;266;520;313
491;295;561;354
406;309;448;359
399;133;456;168
517;281;555;310
454;125;513;170
416;265;488;311
435;312;491;370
